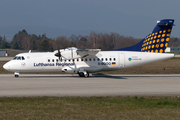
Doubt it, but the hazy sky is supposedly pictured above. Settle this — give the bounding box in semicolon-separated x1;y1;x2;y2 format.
0;0;179;39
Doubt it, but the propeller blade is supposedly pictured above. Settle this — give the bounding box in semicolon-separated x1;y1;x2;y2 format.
54;48;62;61
58;49;61;60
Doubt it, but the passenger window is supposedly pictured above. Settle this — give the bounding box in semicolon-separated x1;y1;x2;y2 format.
81;59;83;61
85;58;87;61
77;59;79;62
64;60;66;62
105;58;107;61
48;59;50;62
109;58;112;61
17;57;21;60
56;59;58;62
52;59;54;62
97;58;100;61
69;60;71;62
101;58;103;61
93;58;95;61
114;58;116;61
72;59;74;62
89;58;91;61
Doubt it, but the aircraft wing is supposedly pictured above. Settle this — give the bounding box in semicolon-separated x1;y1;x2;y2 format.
76;49;101;58
55;47;101;60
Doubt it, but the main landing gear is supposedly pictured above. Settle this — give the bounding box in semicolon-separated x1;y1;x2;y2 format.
78;72;89;77
78;68;89;78
14;72;19;77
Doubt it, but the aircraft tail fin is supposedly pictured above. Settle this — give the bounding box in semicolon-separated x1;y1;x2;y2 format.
114;19;175;53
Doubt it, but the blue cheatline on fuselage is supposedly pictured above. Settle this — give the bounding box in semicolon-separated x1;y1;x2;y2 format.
114;19;174;53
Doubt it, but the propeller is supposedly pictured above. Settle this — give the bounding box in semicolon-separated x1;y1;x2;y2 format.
55;49;62;61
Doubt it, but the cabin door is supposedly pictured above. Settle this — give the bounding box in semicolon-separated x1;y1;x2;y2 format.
119;53;124;68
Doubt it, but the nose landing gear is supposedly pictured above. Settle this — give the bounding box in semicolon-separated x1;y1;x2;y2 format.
14;72;19;77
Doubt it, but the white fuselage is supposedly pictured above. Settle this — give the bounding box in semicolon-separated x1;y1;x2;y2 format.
3;51;174;74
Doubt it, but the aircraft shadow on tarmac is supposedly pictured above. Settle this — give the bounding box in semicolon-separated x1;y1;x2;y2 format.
91;74;127;79
91;74;180;78
18;74;180;79
19;74;127;79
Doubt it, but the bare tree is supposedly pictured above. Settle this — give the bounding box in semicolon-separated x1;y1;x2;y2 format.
21;37;31;50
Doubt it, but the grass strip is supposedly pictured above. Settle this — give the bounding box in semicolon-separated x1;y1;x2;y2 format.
0;96;180;120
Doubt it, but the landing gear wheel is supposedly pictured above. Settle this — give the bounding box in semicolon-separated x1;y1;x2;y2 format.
86;72;89;77
78;72;84;77
84;74;88;78
14;72;19;78
78;72;89;77
15;74;19;77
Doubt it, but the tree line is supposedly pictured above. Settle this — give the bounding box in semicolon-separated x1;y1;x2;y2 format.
0;29;179;51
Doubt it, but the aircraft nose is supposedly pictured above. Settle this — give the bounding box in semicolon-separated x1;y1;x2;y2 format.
3;63;9;70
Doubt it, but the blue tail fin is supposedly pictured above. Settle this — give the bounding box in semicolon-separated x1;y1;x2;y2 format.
114;19;175;53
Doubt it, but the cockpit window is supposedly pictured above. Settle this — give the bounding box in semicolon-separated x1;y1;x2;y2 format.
13;56;17;60
22;56;25;60
17;57;21;60
13;56;25;60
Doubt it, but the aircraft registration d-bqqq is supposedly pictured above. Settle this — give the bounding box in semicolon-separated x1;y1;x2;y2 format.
3;19;175;77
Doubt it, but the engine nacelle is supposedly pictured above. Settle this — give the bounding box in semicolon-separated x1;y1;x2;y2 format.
60;47;80;60
54;47;101;60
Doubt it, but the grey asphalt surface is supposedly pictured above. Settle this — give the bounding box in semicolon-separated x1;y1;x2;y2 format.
0;74;180;97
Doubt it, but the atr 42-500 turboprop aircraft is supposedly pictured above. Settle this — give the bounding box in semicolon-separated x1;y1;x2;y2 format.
3;19;175;77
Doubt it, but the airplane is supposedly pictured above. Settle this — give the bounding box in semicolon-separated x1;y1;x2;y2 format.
3;19;175;77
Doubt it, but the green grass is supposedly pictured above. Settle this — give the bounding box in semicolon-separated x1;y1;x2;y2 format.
0;96;180;120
